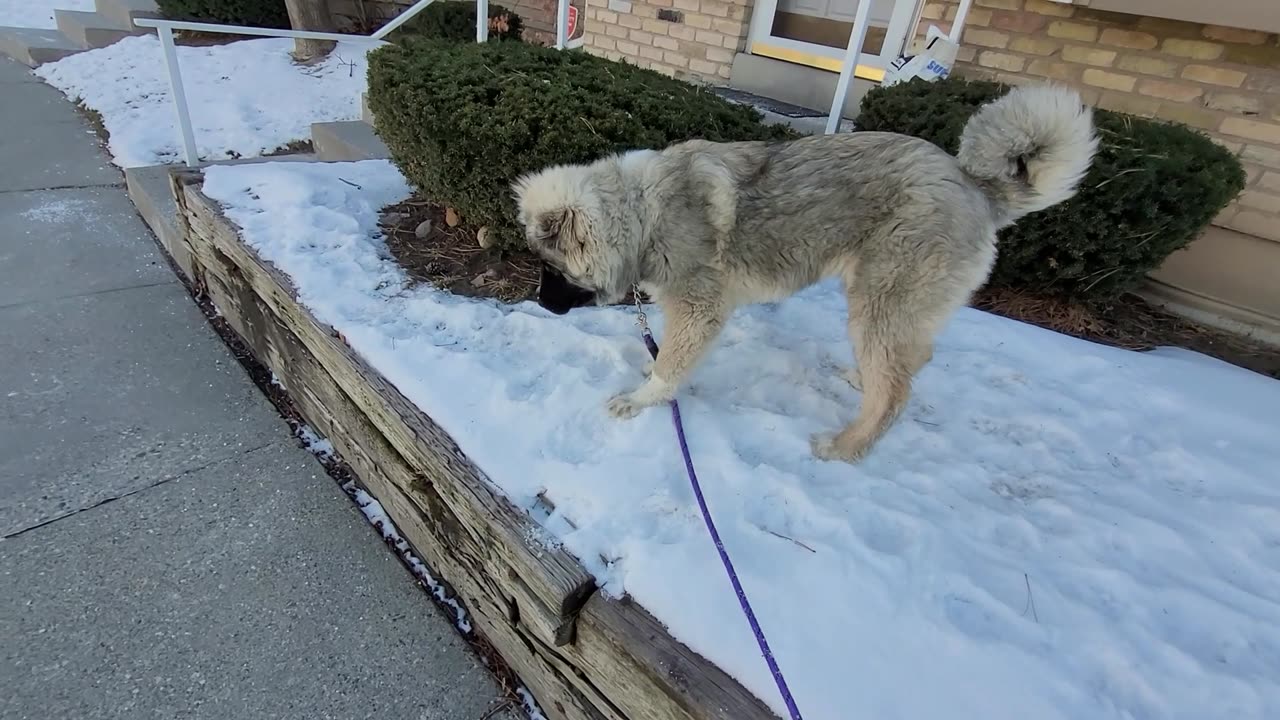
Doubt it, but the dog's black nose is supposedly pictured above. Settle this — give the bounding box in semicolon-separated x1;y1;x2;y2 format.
537;264;596;315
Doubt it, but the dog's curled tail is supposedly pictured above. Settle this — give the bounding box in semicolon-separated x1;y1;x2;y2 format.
957;84;1098;227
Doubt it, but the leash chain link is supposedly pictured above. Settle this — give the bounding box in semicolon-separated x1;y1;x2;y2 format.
631;284;650;334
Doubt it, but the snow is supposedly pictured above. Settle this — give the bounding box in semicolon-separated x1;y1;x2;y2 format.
294;423;335;460
19;197;90;223
517;687;549;720
202;159;1280;720
34;35;377;168
0;0;93;29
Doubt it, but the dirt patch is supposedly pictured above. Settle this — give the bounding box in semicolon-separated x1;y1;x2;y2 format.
974;288;1280;379
73;99;109;149
215;139;314;161
380;196;1279;379
265;139;314;156
174;32;249;47
379;196;541;304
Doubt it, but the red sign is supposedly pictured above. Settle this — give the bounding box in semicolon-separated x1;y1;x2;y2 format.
567;4;578;40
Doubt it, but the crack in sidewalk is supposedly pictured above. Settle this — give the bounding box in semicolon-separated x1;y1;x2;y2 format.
0;279;178;311
0;180;125;194
2;440;281;540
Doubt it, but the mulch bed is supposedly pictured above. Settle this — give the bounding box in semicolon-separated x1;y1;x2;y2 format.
173;32;251;47
379;196;540;304
974;288;1280;379
380;194;1280;380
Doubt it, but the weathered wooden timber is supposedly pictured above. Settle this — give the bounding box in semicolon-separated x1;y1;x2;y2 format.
164;169;778;720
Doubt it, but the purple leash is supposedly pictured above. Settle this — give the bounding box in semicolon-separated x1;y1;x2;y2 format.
638;322;805;720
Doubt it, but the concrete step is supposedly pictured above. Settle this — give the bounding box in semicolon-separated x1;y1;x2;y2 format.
0;26;81;67
95;0;160;30
125;165;185;270
728;51;869;130
56;9;148;50
712;85;854;135
311;121;390;162
125;154;317;271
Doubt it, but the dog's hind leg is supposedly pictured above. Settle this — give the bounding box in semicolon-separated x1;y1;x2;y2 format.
608;295;728;419
813;274;948;462
847;344;933;390
840;279;935;393
813;319;921;462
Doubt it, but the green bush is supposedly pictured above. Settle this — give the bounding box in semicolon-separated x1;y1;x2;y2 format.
393;0;523;43
368;39;795;251
856;76;1246;300
155;0;290;28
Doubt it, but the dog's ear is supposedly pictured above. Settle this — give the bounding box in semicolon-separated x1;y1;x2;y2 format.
536;208;587;251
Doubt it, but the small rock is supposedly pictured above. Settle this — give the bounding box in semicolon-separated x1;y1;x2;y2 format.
414;219;433;239
471;270;497;288
379;211;405;227
445;208;461;227
477;227;492;249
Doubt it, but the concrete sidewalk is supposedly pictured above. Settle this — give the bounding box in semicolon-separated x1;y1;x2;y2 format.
0;57;518;719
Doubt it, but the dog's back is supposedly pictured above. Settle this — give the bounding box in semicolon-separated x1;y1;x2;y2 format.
647;85;1096;297
640;131;990;299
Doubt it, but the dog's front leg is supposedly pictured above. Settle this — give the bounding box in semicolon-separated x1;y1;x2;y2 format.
608;298;727;419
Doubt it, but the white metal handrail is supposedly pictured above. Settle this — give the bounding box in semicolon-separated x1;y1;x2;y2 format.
139;0;970;164
555;0;570;49
137;0;579;166
134;0;451;167
825;0;873;134
827;0;974;134
949;0;975;44
478;0;490;43
134;15;394;167
134;17;385;42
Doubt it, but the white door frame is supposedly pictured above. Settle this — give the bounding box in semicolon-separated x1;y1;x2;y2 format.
746;0;922;81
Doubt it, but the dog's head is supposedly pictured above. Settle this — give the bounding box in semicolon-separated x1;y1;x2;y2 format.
513;163;635;313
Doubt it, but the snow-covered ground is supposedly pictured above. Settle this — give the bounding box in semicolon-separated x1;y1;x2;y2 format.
202;159;1280;720
34;35;376;167
0;0;93;29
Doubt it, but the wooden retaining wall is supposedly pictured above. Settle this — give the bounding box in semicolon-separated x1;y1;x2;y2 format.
163;169;777;720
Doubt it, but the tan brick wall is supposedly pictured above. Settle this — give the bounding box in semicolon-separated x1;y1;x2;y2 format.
582;0;752;82
917;0;1280;244
328;0;559;45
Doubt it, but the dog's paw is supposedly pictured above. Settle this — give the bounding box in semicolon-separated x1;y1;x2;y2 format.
810;432;867;464
607;392;645;419
810;433;840;461
842;367;863;391
641;359;655;378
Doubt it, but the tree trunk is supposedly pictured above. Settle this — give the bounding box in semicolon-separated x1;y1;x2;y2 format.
285;0;336;63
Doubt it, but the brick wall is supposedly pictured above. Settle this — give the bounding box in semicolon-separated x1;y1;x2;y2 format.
328;0;558;45
582;0;752;82
509;0;558;45
917;0;1280;243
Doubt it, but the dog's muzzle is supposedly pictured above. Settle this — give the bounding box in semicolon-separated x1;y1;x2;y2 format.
537;264;596;315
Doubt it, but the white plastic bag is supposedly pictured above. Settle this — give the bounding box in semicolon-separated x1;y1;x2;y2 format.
882;26;959;87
